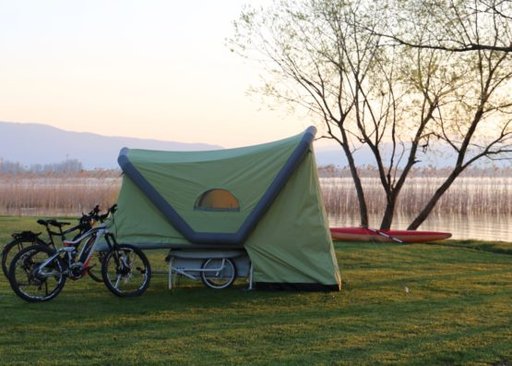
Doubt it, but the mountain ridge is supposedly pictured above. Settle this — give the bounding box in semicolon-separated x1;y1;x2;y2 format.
2;121;507;170
0;120;354;169
0;121;223;169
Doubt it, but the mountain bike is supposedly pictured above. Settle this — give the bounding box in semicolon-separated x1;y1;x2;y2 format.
8;205;151;302
1;206;102;281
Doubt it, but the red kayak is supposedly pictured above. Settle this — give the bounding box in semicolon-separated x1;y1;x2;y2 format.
330;227;452;243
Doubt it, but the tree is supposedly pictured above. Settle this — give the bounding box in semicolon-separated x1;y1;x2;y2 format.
231;0;512;230
378;0;512;53
380;0;512;229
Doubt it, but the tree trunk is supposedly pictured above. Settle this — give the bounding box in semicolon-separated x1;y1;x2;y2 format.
380;196;396;230
333;125;370;228
407;169;462;230
342;144;369;228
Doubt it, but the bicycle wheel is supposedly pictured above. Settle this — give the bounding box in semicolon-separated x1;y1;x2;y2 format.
85;251;105;283
2;236;46;280
200;258;236;289
101;244;151;297
8;245;66;302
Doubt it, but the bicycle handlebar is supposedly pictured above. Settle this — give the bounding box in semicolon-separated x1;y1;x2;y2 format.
90;204;117;223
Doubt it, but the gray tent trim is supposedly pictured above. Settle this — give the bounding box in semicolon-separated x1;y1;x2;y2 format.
117;126;317;246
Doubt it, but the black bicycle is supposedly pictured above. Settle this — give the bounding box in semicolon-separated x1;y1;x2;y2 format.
1;206;102;281
8;205;151;302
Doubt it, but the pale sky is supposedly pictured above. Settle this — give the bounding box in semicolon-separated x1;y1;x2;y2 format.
0;0;314;148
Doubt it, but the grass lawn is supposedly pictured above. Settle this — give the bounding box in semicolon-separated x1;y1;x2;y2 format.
0;216;511;365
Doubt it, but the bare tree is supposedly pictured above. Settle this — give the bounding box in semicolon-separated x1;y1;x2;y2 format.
231;0;512;230
379;0;512;228
379;0;512;52
408;46;512;229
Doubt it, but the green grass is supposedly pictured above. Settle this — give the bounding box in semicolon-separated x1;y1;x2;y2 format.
1;217;511;365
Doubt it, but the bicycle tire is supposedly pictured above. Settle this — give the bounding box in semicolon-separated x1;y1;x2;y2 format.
2;236;47;280
101;244;151;297
8;245;66;302
200;258;236;289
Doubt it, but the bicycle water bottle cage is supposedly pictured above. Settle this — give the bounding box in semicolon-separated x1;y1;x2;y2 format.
12;231;41;240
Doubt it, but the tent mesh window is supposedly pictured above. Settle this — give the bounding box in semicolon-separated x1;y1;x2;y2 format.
194;189;240;211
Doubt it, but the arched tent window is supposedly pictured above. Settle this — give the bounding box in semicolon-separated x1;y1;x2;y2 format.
194;189;240;211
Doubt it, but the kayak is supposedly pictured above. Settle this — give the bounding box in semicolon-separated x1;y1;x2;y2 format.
330;227;452;243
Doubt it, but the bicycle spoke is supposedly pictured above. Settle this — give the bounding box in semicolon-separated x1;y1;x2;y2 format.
43;281;49;297
114;275;122;289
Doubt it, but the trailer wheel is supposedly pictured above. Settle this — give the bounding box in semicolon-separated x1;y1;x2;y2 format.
200;258;236;289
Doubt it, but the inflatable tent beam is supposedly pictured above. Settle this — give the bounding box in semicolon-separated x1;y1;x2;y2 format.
117;126;317;246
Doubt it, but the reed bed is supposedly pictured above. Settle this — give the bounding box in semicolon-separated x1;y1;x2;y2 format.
0;171;120;216
321;176;512;219
0;170;511;220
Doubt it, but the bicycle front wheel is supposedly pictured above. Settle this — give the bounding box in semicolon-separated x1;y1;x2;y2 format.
8;245;66;302
101;244;151;297
2;236;46;280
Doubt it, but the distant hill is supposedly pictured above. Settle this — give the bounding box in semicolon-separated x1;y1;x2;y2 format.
0;121;222;169
8;120;501;170
0;120;353;169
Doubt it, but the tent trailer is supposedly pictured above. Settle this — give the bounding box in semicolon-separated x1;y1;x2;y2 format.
114;126;341;291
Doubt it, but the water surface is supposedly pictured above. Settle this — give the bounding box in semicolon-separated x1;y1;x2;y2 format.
329;213;511;242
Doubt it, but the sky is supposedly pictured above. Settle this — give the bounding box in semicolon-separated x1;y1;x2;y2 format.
0;0;316;149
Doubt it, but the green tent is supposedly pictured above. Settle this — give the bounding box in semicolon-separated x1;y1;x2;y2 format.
114;126;341;291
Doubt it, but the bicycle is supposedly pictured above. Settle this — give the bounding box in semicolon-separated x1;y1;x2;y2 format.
1;206;102;281
8;205;152;302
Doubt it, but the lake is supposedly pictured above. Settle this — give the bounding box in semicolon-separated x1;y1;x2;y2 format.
0;174;510;242
329;213;511;242
322;177;511;242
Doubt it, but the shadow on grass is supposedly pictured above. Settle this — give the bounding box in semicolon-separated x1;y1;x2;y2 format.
428;239;512;256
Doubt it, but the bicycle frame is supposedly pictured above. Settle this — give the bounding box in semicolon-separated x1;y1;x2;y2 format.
47;225;82;246
35;224;115;279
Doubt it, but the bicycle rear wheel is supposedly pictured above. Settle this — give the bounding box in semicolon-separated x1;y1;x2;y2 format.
101;244;151;297
2;236;46;280
8;245;66;302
